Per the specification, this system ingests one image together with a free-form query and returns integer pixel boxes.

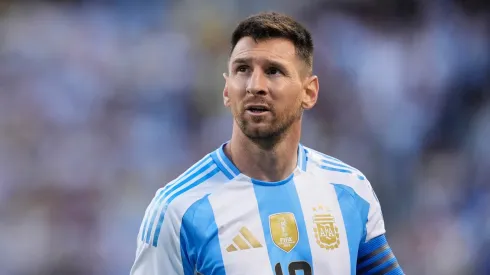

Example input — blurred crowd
[0,0,488,274]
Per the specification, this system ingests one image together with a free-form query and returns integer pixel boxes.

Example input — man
[131,12,404,275]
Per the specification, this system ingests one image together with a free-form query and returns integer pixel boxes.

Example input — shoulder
[303,146,376,201]
[139,154,229,246]
[145,153,227,224]
[157,154,228,217]
[304,146,366,181]
[302,146,386,240]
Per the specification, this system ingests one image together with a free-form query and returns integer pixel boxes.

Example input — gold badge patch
[269,212,299,253]
[313,205,340,250]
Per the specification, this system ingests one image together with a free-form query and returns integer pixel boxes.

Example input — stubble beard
[235,104,303,143]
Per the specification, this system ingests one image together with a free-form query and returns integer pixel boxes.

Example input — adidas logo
[226,227,263,252]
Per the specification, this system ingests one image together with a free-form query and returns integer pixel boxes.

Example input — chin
[242,125,283,140]
[236,116,291,140]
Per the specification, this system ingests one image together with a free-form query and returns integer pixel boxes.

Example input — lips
[245,104,270,113]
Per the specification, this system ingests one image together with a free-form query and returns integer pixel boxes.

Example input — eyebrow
[231,57,288,71]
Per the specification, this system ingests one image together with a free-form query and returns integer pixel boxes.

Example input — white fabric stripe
[307,148,385,242]
[147,164,218,244]
[216,149,237,177]
[208,180,273,275]
[306,148,360,172]
[297,145,304,169]
[153,172,228,275]
[294,175,351,275]
[139,193,160,241]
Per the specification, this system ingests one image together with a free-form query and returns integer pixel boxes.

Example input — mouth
[245,105,270,115]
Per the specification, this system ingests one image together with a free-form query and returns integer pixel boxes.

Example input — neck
[225,122,301,182]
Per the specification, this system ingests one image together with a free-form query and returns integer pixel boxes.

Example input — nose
[246,70,268,96]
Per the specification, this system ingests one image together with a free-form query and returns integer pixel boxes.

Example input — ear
[302,75,319,110]
[223,73,231,107]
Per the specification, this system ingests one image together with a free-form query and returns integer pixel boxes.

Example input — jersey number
[275,261,312,275]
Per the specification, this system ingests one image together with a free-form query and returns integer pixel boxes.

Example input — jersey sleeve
[357,234,404,274]
[360,178,386,242]
[130,189,194,275]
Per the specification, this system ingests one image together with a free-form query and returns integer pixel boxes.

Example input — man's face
[223,37,317,140]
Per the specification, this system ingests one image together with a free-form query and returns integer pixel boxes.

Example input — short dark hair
[230,12,314,72]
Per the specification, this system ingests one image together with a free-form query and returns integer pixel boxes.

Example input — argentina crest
[313,205,340,250]
[269,213,299,253]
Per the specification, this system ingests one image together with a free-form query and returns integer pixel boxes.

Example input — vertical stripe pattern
[333,184,370,275]
[140,156,213,242]
[152,165,220,247]
[181,195,227,275]
[253,179,313,275]
[142,156,220,246]
[293,176,352,274]
[208,180,274,275]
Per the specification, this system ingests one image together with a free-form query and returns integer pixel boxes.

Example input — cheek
[227,83,246,104]
[278,86,303,107]
[227,79,241,93]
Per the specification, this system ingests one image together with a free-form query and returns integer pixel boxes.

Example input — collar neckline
[210,141,308,185]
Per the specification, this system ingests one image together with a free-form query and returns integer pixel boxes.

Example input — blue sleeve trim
[357,234,404,275]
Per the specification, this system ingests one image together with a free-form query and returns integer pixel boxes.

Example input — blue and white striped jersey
[130,143,403,275]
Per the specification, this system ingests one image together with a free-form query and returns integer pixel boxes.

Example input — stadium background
[0,0,488,274]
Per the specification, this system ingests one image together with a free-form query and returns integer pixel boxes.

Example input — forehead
[230,37,298,64]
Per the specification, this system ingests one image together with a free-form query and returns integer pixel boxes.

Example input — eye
[236,65,249,73]
[266,67,282,75]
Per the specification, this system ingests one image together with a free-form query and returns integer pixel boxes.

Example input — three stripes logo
[140,156,220,247]
[226,227,263,252]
